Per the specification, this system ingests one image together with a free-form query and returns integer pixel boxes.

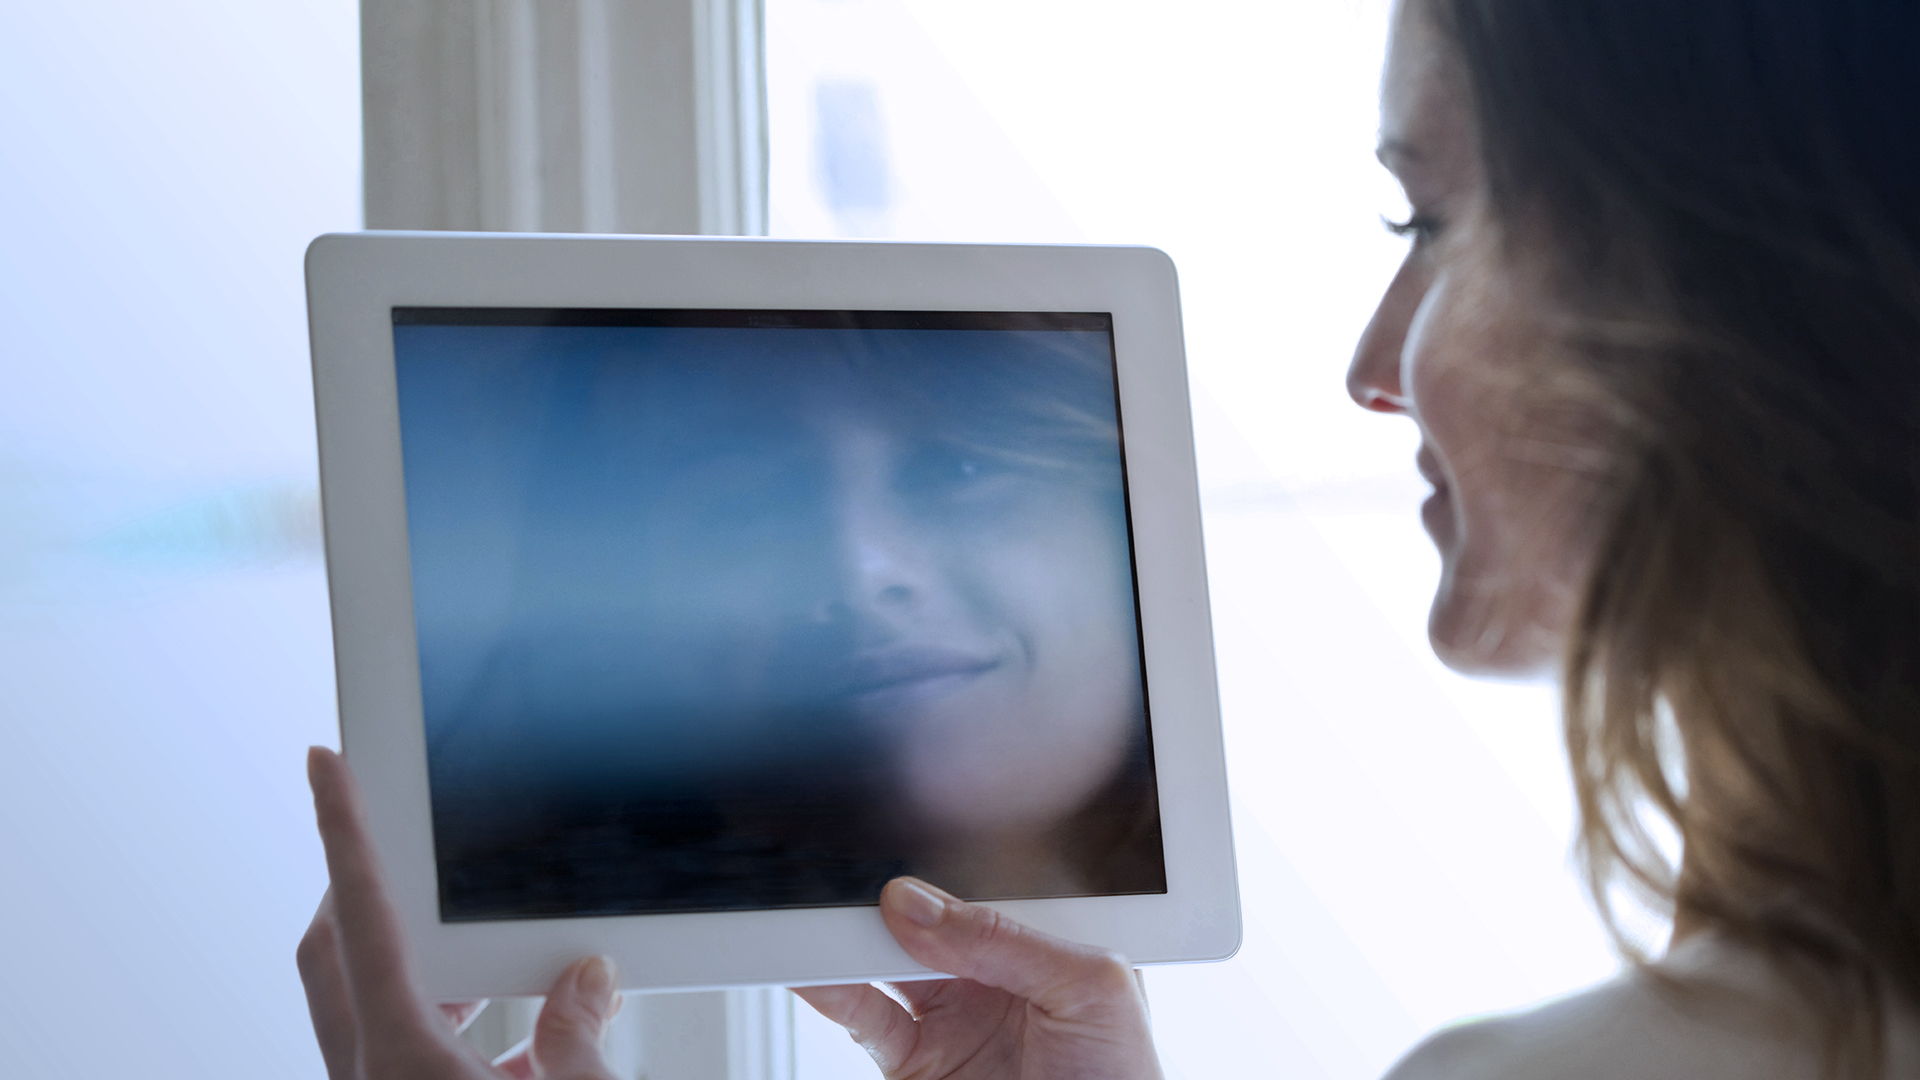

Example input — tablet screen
[391,308,1165,921]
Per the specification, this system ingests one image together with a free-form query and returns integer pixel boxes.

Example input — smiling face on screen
[634,343,1147,865]
[1347,0,1611,676]
[813,403,1141,843]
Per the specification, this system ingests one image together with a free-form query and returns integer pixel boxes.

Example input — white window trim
[359,1,778,1075]
[693,0,769,236]
[363,0,767,236]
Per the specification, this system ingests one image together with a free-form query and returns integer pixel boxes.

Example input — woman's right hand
[794,878,1163,1080]
[298,746,624,1080]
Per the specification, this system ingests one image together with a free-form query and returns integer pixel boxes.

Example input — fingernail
[579,955,617,1014]
[889,877,950,929]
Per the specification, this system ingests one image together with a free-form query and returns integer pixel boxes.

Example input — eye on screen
[391,309,1165,920]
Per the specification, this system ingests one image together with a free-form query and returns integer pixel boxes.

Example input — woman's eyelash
[1383,213,1441,241]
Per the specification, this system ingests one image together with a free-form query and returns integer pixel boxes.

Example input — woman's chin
[1427,602,1560,679]
[1426,545,1581,679]
[1425,571,1541,676]
[906,839,1086,899]
[902,763,1092,836]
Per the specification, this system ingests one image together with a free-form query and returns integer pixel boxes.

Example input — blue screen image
[392,310,1164,920]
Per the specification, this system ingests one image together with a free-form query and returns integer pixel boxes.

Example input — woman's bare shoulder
[1381,938,1850,1080]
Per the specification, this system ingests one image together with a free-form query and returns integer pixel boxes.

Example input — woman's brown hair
[1431,0,1920,1073]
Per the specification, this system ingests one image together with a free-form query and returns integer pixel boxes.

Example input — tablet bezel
[305,231,1238,997]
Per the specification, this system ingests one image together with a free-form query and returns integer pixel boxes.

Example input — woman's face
[1348,0,1606,675]
[814,407,1141,839]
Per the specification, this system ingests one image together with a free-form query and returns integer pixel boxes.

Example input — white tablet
[305,231,1238,998]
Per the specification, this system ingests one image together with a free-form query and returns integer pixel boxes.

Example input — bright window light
[770,3,1623,1078]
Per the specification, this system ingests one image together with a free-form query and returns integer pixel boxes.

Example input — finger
[295,891,363,1080]
[530,956,621,1080]
[791,983,921,1073]
[879,976,1025,1055]
[877,877,1146,1024]
[884,975,967,1014]
[307,747,456,1068]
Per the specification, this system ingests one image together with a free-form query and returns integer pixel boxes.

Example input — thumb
[530,956,621,1080]
[878,877,1145,1023]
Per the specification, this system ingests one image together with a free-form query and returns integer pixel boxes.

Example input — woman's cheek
[1403,269,1538,670]
[1411,309,1603,671]
[908,494,1139,831]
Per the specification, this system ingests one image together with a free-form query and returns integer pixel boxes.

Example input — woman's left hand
[297,746,624,1080]
[794,877,1163,1080]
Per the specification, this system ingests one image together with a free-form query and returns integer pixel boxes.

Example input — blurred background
[0,0,1621,1076]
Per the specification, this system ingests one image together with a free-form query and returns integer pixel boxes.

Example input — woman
[299,0,1920,1075]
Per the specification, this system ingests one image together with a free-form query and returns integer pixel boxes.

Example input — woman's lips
[1421,484,1453,532]
[841,646,1001,701]
[1415,444,1445,488]
[1415,445,1456,548]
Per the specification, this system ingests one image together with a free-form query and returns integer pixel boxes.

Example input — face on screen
[814,408,1141,841]
[394,313,1164,919]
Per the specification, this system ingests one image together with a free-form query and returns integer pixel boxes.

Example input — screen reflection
[393,311,1164,920]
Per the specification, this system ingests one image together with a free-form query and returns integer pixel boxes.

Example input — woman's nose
[1347,255,1426,414]
[836,491,934,619]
